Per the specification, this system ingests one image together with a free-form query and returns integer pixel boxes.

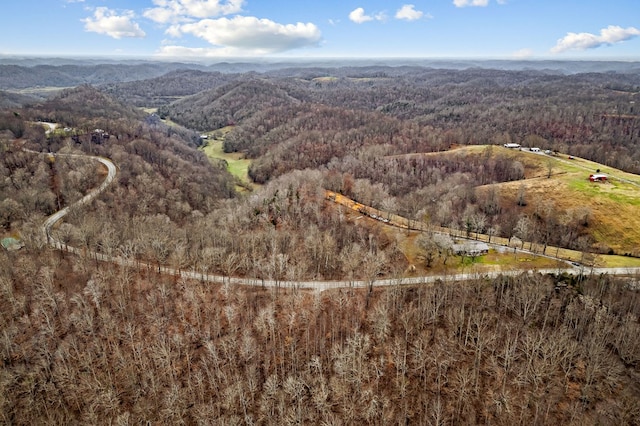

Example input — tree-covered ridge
[32,85,146,124]
[157,78,301,131]
[159,67,640,173]
[101,69,236,107]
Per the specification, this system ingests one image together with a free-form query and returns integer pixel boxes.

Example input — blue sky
[1,0,639,59]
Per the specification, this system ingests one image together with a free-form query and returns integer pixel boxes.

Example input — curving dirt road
[35,150,640,291]
[32,151,117,242]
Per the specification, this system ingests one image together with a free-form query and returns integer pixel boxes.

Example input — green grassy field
[200,133,254,191]
[472,146,640,256]
[387,145,640,268]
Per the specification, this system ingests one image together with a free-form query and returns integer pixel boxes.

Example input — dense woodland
[153,67,638,254]
[1,247,639,424]
[1,61,640,423]
[157,68,640,173]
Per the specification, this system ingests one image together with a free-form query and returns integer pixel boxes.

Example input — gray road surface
[35,150,640,291]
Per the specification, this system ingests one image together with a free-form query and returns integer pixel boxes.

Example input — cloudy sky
[1,0,639,59]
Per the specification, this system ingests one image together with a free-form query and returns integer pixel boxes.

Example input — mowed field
[200,128,255,190]
[450,145,640,256]
[378,145,640,270]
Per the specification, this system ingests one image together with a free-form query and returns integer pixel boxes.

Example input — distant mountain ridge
[0,62,207,90]
[1,57,639,91]
[101,69,237,107]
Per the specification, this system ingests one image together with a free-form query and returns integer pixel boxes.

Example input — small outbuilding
[589,174,608,182]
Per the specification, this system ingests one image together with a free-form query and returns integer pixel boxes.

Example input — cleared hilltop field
[203,138,640,270]
[424,145,640,256]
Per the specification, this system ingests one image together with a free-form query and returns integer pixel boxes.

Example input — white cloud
[395,5,424,21]
[157,44,279,57]
[165,24,183,38]
[83,7,146,39]
[551,25,640,53]
[453,0,489,7]
[348,7,386,24]
[512,48,534,59]
[349,7,373,24]
[158,45,239,57]
[146,1,321,56]
[173,16,321,54]
[144,0,245,23]
[144,7,177,24]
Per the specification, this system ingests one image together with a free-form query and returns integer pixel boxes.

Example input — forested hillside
[30,85,146,126]
[101,70,236,107]
[157,79,301,130]
[1,87,236,238]
[0,91,41,109]
[1,247,639,424]
[160,67,640,173]
[1,61,640,424]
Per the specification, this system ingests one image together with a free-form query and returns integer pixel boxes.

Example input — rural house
[452,241,489,257]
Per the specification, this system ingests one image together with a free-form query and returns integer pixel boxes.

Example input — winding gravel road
[36,150,640,291]
[41,153,117,241]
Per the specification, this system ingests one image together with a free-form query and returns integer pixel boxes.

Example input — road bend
[33,150,640,291]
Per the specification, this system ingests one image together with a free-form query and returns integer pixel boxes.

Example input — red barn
[589,174,608,182]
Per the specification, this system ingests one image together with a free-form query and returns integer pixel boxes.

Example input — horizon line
[2,53,640,63]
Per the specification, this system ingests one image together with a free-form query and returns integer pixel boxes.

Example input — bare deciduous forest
[1,61,640,424]
[1,248,640,424]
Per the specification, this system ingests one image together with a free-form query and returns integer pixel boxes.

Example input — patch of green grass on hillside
[568,178,640,206]
[568,178,601,194]
[599,255,640,267]
[201,138,254,190]
[605,191,640,207]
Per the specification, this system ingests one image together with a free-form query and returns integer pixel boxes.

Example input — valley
[1,60,640,425]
